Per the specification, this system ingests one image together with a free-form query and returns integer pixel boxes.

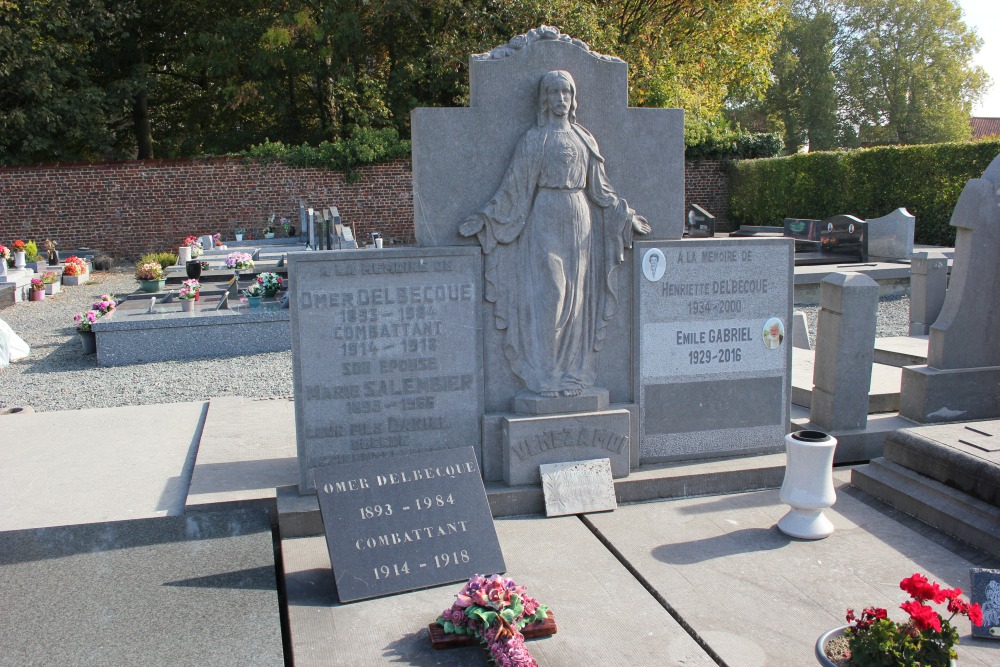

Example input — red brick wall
[684,158,731,231]
[0,157,732,259]
[0,157,414,260]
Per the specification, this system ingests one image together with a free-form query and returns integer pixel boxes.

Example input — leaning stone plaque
[314,447,505,603]
[289,247,484,491]
[636,238,793,461]
[540,458,617,517]
[970,568,1000,639]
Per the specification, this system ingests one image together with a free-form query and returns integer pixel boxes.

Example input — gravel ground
[0,270,293,412]
[1,269,911,413]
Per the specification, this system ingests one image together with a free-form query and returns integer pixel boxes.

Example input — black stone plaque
[314,446,505,603]
[970,568,1000,639]
[685,204,716,238]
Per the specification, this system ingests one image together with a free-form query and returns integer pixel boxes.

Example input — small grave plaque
[636,238,793,461]
[314,447,505,603]
[540,459,617,517]
[970,568,1000,639]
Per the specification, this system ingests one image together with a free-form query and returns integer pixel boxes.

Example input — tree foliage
[1,0,788,164]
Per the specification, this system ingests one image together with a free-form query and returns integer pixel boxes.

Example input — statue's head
[537,70,577,126]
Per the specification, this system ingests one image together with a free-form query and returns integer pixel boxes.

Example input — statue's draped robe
[472,124,636,393]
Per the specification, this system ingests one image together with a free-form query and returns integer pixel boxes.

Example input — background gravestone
[636,238,793,461]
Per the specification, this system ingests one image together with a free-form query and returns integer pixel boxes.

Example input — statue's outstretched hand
[459,214,485,237]
[632,215,651,235]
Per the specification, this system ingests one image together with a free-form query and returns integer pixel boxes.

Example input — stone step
[851,458,1000,558]
[883,423,1000,507]
[873,335,929,368]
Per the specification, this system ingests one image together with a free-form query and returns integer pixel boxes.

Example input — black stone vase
[185,260,203,280]
[47,250,59,266]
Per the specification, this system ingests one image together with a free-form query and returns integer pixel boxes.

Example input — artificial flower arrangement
[244,282,263,298]
[63,255,88,276]
[12,239,25,252]
[73,295,116,331]
[0,244,9,261]
[827,573,984,667]
[212,232,222,246]
[234,227,246,236]
[436,574,551,667]
[183,235,204,258]
[226,251,254,270]
[256,272,283,295]
[29,277,44,291]
[179,279,201,300]
[41,271,59,284]
[135,262,165,281]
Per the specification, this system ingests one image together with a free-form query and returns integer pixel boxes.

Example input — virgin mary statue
[460,69,650,397]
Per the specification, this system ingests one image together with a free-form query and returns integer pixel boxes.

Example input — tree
[764,0,840,152]
[838,0,989,145]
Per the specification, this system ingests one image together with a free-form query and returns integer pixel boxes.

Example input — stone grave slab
[0,401,203,531]
[186,396,298,511]
[584,472,1000,667]
[313,447,504,602]
[866,208,915,262]
[970,568,1000,639]
[503,409,630,485]
[289,246,484,492]
[636,238,793,462]
[791,347,902,413]
[282,514,715,667]
[540,458,617,516]
[873,335,929,367]
[0,509,283,666]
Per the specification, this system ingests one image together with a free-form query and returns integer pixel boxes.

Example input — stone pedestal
[502,409,630,486]
[900,365,1000,423]
[908,251,948,336]
[512,388,609,415]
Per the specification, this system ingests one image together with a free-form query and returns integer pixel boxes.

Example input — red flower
[901,601,942,632]
[968,603,984,627]
[900,573,947,603]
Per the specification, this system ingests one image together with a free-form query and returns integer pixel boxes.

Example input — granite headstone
[866,207,914,262]
[970,568,1000,639]
[636,238,793,461]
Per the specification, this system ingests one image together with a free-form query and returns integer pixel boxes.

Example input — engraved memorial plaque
[314,447,505,603]
[289,247,484,491]
[970,568,1000,639]
[636,238,793,461]
[540,458,617,517]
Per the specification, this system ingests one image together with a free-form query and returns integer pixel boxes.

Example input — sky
[961,0,1000,117]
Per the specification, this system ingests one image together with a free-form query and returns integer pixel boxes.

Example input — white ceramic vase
[178,246,192,264]
[778,430,837,539]
[14,251,26,269]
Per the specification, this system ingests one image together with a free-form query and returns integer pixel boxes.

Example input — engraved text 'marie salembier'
[511,427,628,461]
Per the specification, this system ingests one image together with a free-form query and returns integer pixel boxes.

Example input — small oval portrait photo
[643,248,665,282]
[762,317,785,349]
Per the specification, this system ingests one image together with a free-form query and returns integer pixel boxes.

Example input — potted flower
[28,277,45,301]
[135,261,166,292]
[62,255,89,285]
[234,227,245,242]
[72,296,115,354]
[256,272,283,297]
[818,573,984,666]
[179,279,200,312]
[12,239,26,268]
[244,281,263,307]
[42,270,60,295]
[280,217,294,237]
[225,251,254,271]
[0,244,9,276]
[45,239,59,265]
[182,235,204,259]
[264,214,276,239]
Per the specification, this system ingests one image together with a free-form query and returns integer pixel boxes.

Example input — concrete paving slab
[186,395,297,511]
[792,347,901,413]
[874,335,929,368]
[282,515,716,667]
[0,401,205,530]
[585,472,1000,667]
[0,508,284,666]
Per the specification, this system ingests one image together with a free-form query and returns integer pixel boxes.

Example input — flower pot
[264,233,275,239]
[185,260,203,280]
[14,251,26,269]
[235,233,243,242]
[248,295,262,308]
[45,282,60,295]
[815,626,957,666]
[139,279,166,293]
[78,330,96,354]
[29,289,44,301]
[181,299,195,313]
[262,286,279,298]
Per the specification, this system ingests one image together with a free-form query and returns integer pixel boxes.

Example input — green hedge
[686,131,783,161]
[729,141,1000,246]
[238,127,411,182]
